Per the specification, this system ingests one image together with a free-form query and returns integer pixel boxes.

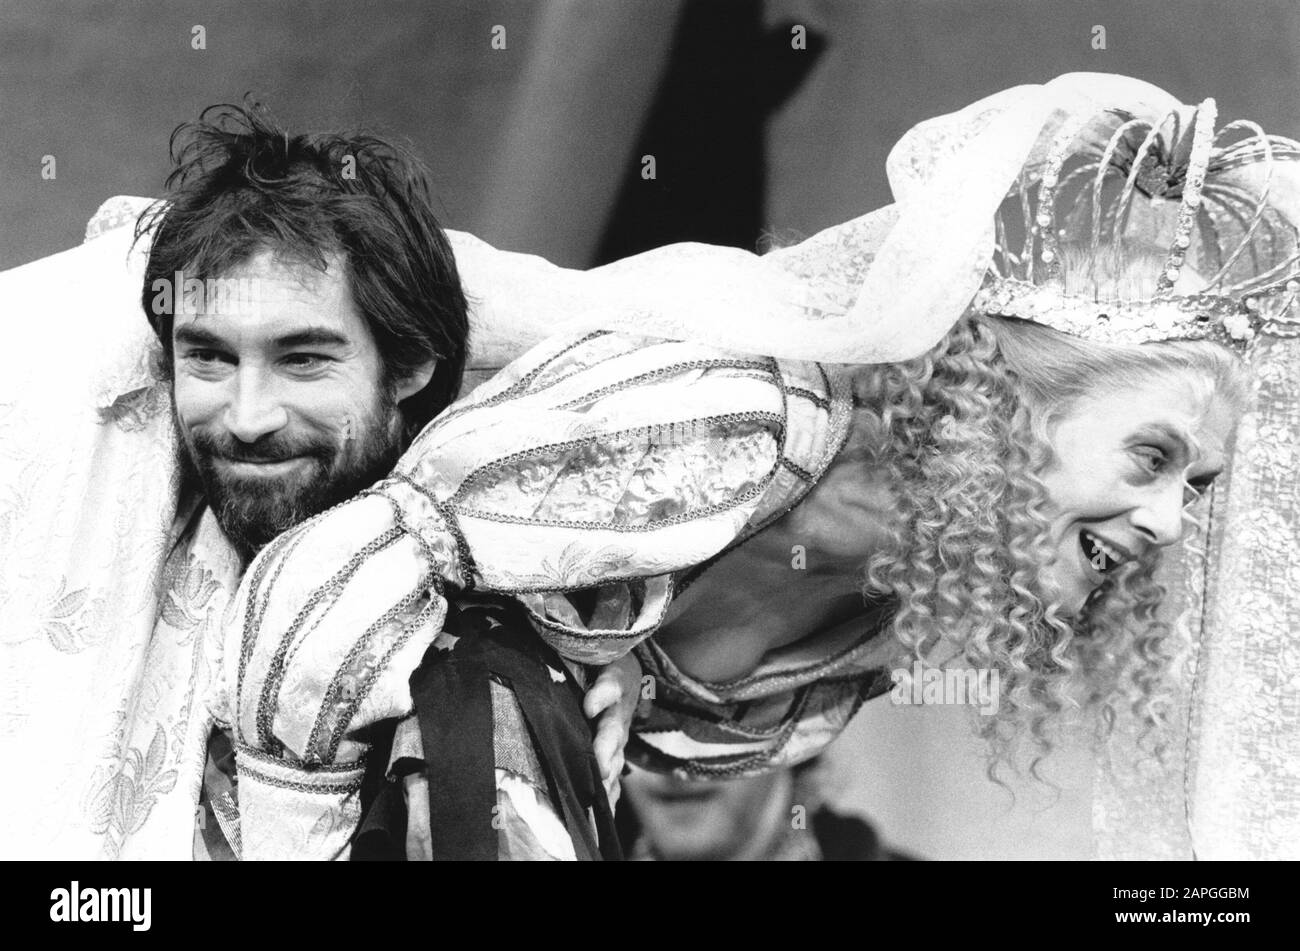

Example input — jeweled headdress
[971,96,1300,351]
[744,74,1300,365]
[311,75,1300,371]
[26,76,1300,416]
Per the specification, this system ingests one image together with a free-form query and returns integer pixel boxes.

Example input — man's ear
[393,358,438,403]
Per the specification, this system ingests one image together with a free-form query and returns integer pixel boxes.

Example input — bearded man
[143,106,470,563]
[138,105,466,859]
[0,103,634,860]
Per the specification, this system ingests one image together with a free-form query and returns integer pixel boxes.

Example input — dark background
[3,0,1298,271]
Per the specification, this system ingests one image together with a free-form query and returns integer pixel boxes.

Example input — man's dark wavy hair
[136,100,469,438]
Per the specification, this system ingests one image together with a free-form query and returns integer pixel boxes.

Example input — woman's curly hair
[841,257,1250,780]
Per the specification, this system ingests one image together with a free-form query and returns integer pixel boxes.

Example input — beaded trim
[780,456,816,484]
[237,763,366,795]
[785,385,832,411]
[386,473,478,588]
[973,275,1300,349]
[987,96,1300,352]
[527,609,650,641]
[450,410,785,511]
[552,358,774,411]
[469,565,688,596]
[432,330,614,427]
[297,498,446,763]
[253,526,406,753]
[317,593,443,764]
[235,742,367,773]
[1156,99,1217,294]
[237,524,313,712]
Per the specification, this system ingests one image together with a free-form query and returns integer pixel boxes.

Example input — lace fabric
[1094,336,1300,859]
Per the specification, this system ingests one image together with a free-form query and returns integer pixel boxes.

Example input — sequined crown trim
[973,94,1300,352]
[973,276,1300,350]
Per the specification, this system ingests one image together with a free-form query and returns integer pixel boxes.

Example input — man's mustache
[188,429,329,464]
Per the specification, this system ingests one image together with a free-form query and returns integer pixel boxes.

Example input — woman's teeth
[1081,530,1127,572]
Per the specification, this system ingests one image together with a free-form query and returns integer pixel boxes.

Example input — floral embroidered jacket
[219,329,900,859]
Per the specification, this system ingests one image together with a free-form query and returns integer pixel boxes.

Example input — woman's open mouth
[1078,529,1132,576]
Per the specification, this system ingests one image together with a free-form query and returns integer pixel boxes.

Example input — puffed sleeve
[223,330,790,858]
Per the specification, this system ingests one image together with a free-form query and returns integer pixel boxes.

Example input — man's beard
[175,389,405,559]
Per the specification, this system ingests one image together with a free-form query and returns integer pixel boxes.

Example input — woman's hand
[583,651,644,806]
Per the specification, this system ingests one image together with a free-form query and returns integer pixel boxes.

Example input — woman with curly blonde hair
[841,295,1246,777]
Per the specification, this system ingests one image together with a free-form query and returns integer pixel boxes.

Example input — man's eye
[184,349,230,365]
[282,354,329,370]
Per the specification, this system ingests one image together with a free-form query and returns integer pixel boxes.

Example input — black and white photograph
[0,0,1295,907]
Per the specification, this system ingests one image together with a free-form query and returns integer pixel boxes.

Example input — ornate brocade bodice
[220,329,897,856]
[468,331,900,778]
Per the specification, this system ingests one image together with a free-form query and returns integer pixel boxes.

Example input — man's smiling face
[171,248,410,557]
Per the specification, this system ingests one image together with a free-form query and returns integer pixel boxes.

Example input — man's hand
[583,652,644,807]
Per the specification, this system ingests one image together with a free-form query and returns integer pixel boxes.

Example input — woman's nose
[1130,483,1186,548]
[223,369,289,443]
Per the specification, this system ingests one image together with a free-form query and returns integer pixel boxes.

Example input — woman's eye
[1133,446,1168,473]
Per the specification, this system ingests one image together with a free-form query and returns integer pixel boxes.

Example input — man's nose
[223,369,289,443]
[1130,483,1186,548]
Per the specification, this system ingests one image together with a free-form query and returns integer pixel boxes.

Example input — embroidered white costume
[216,326,914,858]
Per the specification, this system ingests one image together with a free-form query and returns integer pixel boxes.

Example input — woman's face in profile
[1036,376,1236,617]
